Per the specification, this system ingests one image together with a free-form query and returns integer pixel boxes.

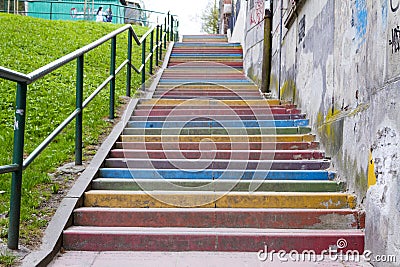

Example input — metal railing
[0,12,178,249]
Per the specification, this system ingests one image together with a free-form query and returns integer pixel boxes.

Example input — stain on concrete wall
[366,125,400,263]
[243,0,265,86]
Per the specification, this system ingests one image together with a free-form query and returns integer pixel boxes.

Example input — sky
[143,0,210,35]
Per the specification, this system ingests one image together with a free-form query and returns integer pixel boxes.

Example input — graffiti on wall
[387,0,400,79]
[351,0,368,49]
[389,25,400,53]
[389,0,400,53]
[249,0,264,26]
[390,0,399,12]
[298,15,306,44]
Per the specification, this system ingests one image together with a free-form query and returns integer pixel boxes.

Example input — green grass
[0,13,153,248]
[0,250,18,267]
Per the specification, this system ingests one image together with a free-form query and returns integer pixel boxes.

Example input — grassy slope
[0,14,148,246]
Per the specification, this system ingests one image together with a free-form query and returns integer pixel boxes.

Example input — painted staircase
[62,35,365,253]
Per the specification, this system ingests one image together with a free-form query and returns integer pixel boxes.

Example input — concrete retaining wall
[237,0,400,263]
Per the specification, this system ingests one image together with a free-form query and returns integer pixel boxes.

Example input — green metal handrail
[0,13,178,250]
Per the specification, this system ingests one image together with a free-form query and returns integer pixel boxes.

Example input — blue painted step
[99,169,335,180]
[127,120,309,128]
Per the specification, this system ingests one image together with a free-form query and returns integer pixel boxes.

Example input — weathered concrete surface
[243,0,265,85]
[238,0,400,264]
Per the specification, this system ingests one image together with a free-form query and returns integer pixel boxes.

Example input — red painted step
[73,208,365,229]
[130,114,307,121]
[133,108,301,116]
[153,92,261,97]
[136,104,298,109]
[63,227,365,253]
[168,62,243,68]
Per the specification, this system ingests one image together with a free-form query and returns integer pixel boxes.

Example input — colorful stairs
[62,35,365,254]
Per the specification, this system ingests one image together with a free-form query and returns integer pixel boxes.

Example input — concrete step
[152,91,261,97]
[122,127,312,135]
[126,120,309,128]
[139,99,282,107]
[91,179,344,192]
[133,109,300,116]
[114,141,320,150]
[170,53,243,57]
[104,159,331,170]
[156,87,259,92]
[62,226,365,252]
[160,72,246,76]
[130,114,307,121]
[157,95,262,100]
[83,191,355,209]
[168,62,243,68]
[119,134,316,143]
[98,168,334,180]
[136,104,297,109]
[170,55,243,59]
[182,37,229,43]
[73,207,365,229]
[165,64,244,70]
[158,78,252,83]
[63,227,364,252]
[172,45,241,49]
[108,149,325,160]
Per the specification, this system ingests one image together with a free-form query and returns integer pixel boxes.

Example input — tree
[201,0,219,34]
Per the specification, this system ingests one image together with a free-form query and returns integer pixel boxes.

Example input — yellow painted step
[84,191,356,209]
[120,134,316,143]
[140,99,283,106]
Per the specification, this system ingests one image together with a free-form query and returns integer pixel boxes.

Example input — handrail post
[109,36,116,120]
[160,24,163,60]
[141,37,146,89]
[167,12,170,41]
[8,82,27,250]
[170,16,174,41]
[126,30,132,96]
[164,17,168,48]
[155,25,159,66]
[50,2,53,20]
[149,29,154,75]
[75,55,84,166]
[175,20,179,42]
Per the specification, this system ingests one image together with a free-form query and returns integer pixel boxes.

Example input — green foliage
[201,0,219,34]
[0,13,149,246]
